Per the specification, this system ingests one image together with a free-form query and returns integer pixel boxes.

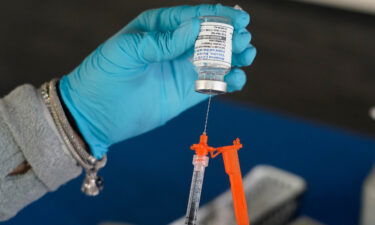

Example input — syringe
[185,134,250,225]
[185,134,214,225]
[185,154,209,225]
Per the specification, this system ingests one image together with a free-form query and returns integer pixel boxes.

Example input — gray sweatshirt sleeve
[0,84,82,221]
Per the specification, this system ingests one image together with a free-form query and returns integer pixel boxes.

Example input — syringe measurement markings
[185,170,205,225]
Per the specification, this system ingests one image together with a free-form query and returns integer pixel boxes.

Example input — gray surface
[361,167,375,225]
[0,0,374,135]
[0,85,81,221]
[289,216,324,225]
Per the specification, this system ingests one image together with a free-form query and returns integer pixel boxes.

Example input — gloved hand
[59,4,256,159]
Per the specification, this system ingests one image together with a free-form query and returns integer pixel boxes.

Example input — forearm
[0,84,82,221]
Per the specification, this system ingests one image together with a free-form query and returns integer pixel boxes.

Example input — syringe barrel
[193,154,209,171]
[185,155,209,225]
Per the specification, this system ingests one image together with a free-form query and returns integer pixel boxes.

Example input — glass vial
[193,16,234,95]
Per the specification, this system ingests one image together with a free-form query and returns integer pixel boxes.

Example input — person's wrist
[41,79,107,196]
[59,75,109,159]
[56,80,91,154]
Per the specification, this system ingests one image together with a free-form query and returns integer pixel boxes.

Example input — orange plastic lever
[215,139,250,225]
[190,134,250,225]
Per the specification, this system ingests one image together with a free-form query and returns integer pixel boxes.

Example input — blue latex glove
[59,4,256,158]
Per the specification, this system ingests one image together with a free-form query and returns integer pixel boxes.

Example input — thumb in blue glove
[59,4,256,158]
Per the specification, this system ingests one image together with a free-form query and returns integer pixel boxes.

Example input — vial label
[193,22,234,68]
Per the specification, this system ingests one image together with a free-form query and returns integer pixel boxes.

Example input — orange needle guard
[190,133,250,225]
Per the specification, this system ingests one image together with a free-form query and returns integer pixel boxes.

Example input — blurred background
[1,0,375,225]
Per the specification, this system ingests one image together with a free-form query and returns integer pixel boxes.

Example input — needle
[203,94,213,134]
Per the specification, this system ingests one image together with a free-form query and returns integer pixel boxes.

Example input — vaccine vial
[193,16,234,94]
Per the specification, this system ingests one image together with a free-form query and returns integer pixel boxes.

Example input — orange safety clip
[190,133,250,225]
